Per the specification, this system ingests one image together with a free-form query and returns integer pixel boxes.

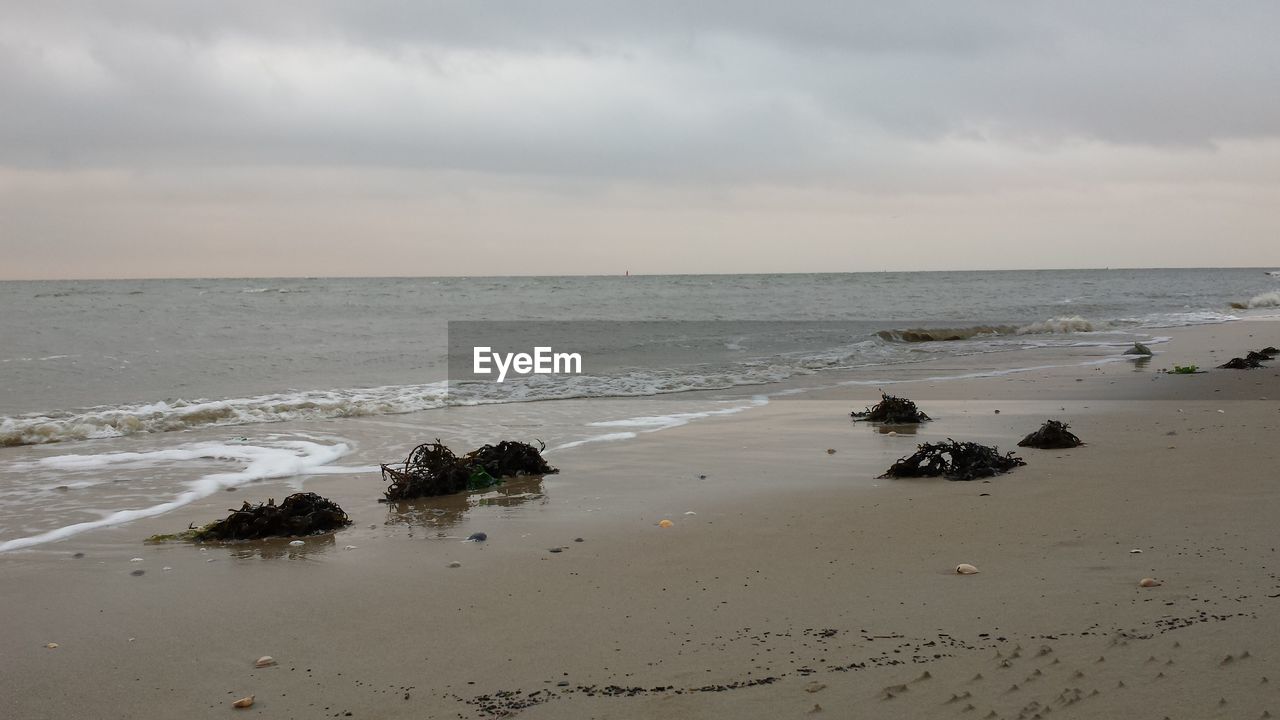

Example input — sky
[2,1,1279,279]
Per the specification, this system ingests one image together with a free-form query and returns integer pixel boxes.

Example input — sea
[2,268,1278,552]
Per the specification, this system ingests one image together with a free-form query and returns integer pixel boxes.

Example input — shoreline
[1,320,1278,718]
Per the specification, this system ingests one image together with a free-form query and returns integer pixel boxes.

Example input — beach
[2,318,1277,719]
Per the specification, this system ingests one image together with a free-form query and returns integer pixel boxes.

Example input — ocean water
[1,268,1276,551]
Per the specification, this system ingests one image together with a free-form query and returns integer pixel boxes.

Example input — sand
[2,320,1279,719]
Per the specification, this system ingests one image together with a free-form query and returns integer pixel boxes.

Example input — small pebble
[130,569,145,576]
[549,547,563,553]
[466,532,487,542]
[658,519,674,528]
[72,552,84,559]
[826,448,836,454]
[573,537,584,542]
[45,642,58,649]
[447,561,462,568]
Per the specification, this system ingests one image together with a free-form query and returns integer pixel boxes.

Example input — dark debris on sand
[881,440,1025,481]
[851,392,932,424]
[190,492,351,541]
[381,439,557,501]
[1218,347,1277,370]
[1018,420,1083,449]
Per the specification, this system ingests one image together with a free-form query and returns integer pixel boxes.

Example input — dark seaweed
[881,440,1025,481]
[851,392,932,424]
[381,439,557,500]
[190,492,351,541]
[1018,420,1083,449]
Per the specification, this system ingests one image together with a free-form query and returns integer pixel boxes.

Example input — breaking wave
[1237,291,1280,308]
[877,317,1095,343]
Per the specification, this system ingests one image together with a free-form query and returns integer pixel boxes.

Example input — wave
[1234,291,1280,309]
[0,438,361,553]
[877,317,1094,343]
[0,384,453,448]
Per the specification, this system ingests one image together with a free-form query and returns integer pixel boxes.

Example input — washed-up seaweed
[465,440,558,478]
[1018,420,1083,449]
[851,392,932,423]
[881,440,1025,481]
[1218,347,1277,369]
[381,439,558,500]
[179,492,351,541]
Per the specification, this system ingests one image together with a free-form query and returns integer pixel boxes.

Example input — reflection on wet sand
[384,476,548,529]
[872,424,920,435]
[224,534,337,560]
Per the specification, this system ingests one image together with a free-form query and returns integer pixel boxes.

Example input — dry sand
[2,320,1279,719]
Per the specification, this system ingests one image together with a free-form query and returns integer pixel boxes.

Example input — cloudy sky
[2,1,1278,279]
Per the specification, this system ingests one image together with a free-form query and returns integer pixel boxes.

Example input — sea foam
[0,438,364,553]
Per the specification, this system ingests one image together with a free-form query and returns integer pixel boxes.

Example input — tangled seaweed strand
[881,440,1025,481]
[850,392,932,423]
[1018,420,1083,449]
[191,492,351,541]
[381,439,558,500]
[1218,347,1277,369]
[465,440,558,478]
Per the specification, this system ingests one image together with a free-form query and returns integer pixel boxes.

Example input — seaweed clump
[851,392,932,424]
[1018,420,1083,449]
[381,439,558,501]
[1217,347,1277,369]
[187,492,351,541]
[881,440,1025,481]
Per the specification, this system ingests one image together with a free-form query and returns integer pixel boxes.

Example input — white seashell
[162,566,173,571]
[129,557,144,562]
[1139,577,1162,587]
[288,540,304,546]
[232,695,255,709]
[887,431,898,436]
[344,545,357,550]
[684,511,697,516]
[45,642,58,649]
[1129,549,1142,554]
[955,563,980,575]
[255,656,276,668]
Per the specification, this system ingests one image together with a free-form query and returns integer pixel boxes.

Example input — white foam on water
[0,439,363,553]
[1245,291,1280,308]
[586,395,770,433]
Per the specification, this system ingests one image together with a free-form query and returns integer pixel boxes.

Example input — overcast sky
[2,1,1278,279]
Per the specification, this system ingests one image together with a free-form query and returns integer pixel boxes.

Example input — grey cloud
[0,1,1278,181]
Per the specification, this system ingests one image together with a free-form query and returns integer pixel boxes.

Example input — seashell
[255,656,276,668]
[1139,578,1162,587]
[684,511,697,516]
[343,545,357,550]
[45,642,58,649]
[956,563,980,575]
[162,566,172,571]
[130,557,144,563]
[232,695,254,709]
[1129,549,1143,554]
[658,519,674,528]
[288,540,304,547]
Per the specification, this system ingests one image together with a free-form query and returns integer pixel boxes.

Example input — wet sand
[2,320,1279,719]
